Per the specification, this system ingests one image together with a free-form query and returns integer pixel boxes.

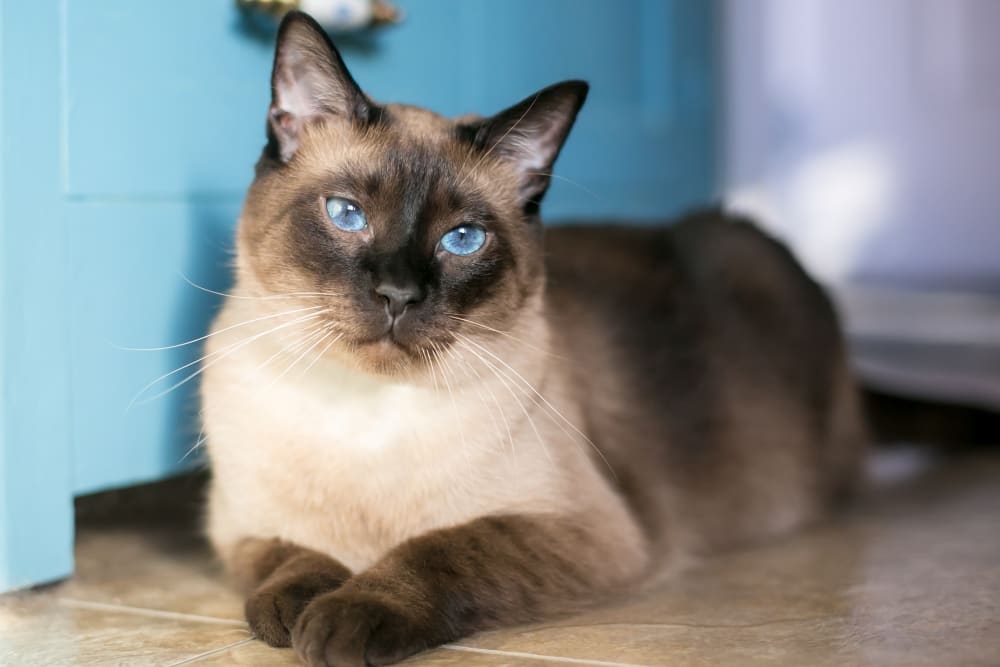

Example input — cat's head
[237,11,586,375]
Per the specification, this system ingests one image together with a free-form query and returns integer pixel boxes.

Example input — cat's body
[206,213,862,571]
[201,12,866,667]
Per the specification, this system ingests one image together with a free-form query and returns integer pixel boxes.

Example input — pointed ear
[459,81,588,213]
[266,11,376,162]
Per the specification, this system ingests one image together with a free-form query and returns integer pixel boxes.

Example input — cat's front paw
[245,586,307,647]
[292,590,433,667]
[246,571,348,648]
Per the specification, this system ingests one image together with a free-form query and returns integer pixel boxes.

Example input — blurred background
[1,0,997,591]
[724,0,1000,422]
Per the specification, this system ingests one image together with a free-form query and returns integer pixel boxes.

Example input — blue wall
[0,0,717,590]
[1,0,76,591]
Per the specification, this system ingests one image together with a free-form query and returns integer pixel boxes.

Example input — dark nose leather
[376,282,424,317]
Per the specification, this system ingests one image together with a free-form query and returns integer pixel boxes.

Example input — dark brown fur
[237,515,628,666]
[545,213,866,556]
[236,539,352,647]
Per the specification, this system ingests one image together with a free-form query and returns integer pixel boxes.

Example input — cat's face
[237,12,586,375]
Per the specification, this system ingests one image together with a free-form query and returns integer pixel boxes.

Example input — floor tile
[58,525,244,622]
[0,592,249,667]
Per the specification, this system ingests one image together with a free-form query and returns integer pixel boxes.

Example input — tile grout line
[442,644,655,667]
[57,597,248,627]
[166,638,257,666]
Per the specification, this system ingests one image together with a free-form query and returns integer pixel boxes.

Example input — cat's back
[544,209,847,420]
[545,209,826,310]
[543,211,866,554]
[543,209,839,366]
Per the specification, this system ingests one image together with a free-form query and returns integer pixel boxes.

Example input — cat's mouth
[354,318,422,358]
[347,317,452,376]
[350,333,435,376]
[336,305,446,372]
[361,331,410,352]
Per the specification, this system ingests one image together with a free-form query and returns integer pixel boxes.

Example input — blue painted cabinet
[0,0,717,590]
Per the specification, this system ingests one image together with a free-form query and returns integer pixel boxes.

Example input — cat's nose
[375,282,425,318]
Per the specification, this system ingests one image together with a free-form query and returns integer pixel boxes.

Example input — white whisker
[131,310,325,408]
[452,344,517,475]
[422,348,441,395]
[432,341,476,474]
[456,93,540,190]
[456,339,552,466]
[445,314,565,360]
[297,330,343,379]
[126,307,325,412]
[178,272,343,301]
[527,171,604,203]
[266,320,338,388]
[456,332,616,479]
[118,305,323,352]
[246,317,330,384]
[179,432,208,464]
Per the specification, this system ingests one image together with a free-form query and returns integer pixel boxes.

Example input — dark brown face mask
[240,10,588,372]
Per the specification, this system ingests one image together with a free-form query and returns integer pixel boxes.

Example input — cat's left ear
[459,81,588,214]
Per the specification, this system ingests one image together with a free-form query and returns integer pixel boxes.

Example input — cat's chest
[202,337,546,569]
[250,364,448,451]
[208,342,490,482]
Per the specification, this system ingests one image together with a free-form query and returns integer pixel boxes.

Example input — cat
[201,11,867,667]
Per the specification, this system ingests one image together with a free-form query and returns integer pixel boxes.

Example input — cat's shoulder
[542,208,831,322]
[668,208,800,273]
[541,207,791,279]
[671,208,828,302]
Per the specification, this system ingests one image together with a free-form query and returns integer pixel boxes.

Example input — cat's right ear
[266,11,375,163]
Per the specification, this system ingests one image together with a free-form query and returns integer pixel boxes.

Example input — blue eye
[440,225,487,256]
[325,197,367,232]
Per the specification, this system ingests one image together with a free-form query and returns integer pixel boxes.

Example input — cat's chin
[350,337,423,377]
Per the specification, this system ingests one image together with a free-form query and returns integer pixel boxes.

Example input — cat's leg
[290,514,647,667]
[228,537,353,647]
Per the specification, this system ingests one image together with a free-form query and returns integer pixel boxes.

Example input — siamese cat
[201,11,866,667]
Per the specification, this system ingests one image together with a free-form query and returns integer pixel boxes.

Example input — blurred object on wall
[722,0,1000,411]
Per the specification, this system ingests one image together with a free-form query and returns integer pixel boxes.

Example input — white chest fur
[200,303,569,572]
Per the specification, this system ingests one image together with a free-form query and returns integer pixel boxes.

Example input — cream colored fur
[202,271,648,577]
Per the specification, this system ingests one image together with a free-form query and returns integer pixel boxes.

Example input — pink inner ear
[272,109,295,131]
[269,105,304,163]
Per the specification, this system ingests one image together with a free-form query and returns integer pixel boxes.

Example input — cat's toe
[246,583,316,647]
[292,594,365,667]
[245,561,350,649]
[363,613,431,667]
[292,591,430,667]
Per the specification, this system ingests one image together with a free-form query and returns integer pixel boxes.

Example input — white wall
[722,0,1000,408]
[723,0,1000,292]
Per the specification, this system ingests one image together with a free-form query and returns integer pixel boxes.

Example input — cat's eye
[325,197,367,232]
[439,225,487,256]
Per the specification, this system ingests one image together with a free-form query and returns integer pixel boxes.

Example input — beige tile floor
[2,449,999,666]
